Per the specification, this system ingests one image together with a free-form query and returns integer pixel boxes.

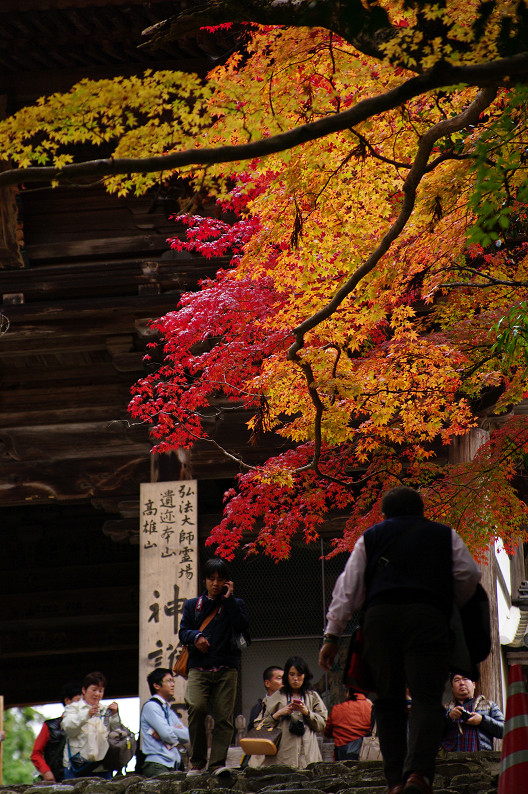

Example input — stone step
[0,752,501,794]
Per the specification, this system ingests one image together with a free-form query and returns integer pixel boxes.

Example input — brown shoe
[387,786,404,794]
[403,773,433,794]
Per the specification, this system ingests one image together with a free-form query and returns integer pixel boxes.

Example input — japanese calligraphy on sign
[139,481,198,706]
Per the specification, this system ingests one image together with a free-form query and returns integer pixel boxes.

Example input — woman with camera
[261,656,327,769]
[62,671,120,779]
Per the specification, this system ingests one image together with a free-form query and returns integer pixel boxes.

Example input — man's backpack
[43,717,67,781]
[135,744,148,776]
[135,697,185,775]
[102,723,137,772]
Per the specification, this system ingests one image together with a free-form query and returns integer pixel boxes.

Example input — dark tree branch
[287,84,498,362]
[0,55,526,190]
[286,85,498,471]
[440,279,528,288]
[141,0,393,59]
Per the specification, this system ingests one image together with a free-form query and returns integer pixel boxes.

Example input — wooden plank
[0,422,150,462]
[0,584,138,627]
[506,651,528,664]
[0,404,131,428]
[1,560,138,594]
[0,256,221,283]
[24,233,175,260]
[25,208,162,237]
[1,292,184,321]
[0,362,125,385]
[0,318,150,343]
[0,455,150,503]
[0,622,138,659]
[0,334,108,355]
[0,381,132,410]
[0,264,221,299]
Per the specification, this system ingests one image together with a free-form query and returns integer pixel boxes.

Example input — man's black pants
[362,603,450,787]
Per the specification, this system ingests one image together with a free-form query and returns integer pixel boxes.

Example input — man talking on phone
[179,557,249,777]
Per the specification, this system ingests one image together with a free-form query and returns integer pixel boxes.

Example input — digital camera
[289,719,306,736]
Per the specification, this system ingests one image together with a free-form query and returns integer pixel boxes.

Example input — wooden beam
[0,422,150,462]
[0,403,133,428]
[1,584,137,628]
[506,650,528,664]
[0,381,132,412]
[0,293,183,322]
[0,455,151,503]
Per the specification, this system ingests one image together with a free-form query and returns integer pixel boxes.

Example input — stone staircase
[0,753,501,794]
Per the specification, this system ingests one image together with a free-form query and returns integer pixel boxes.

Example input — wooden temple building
[0,0,346,710]
[0,0,527,716]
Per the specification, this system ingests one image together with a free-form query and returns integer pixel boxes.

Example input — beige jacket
[62,699,121,767]
[261,690,327,769]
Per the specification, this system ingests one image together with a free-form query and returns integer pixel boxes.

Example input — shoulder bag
[358,723,382,761]
[343,622,375,694]
[102,718,137,772]
[240,719,282,756]
[449,582,491,681]
[173,605,220,679]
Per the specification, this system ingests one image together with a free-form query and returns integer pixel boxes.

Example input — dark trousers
[64,765,112,780]
[362,603,450,787]
[334,738,363,761]
[142,761,173,777]
[185,667,238,770]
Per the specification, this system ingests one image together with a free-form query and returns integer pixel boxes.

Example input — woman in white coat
[261,656,327,769]
[62,671,121,779]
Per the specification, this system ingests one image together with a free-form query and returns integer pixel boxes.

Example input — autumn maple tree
[2,0,528,560]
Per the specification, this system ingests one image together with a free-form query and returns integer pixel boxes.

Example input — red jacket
[324,694,372,746]
[31,722,52,776]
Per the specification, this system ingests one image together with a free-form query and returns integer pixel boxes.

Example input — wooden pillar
[479,549,503,709]
[449,428,503,706]
[0,694,3,784]
[0,97,24,270]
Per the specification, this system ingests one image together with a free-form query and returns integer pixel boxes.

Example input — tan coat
[261,690,327,769]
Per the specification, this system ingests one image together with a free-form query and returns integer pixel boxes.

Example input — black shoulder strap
[140,696,166,722]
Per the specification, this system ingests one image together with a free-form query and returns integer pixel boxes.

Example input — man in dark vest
[319,486,481,794]
[31,682,82,781]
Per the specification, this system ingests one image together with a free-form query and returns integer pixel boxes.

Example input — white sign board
[139,480,198,708]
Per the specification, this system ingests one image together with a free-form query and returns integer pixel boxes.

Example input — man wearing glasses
[140,669,190,777]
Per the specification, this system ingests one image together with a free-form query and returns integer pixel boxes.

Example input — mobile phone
[459,709,473,721]
[292,698,303,706]
[221,585,229,595]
